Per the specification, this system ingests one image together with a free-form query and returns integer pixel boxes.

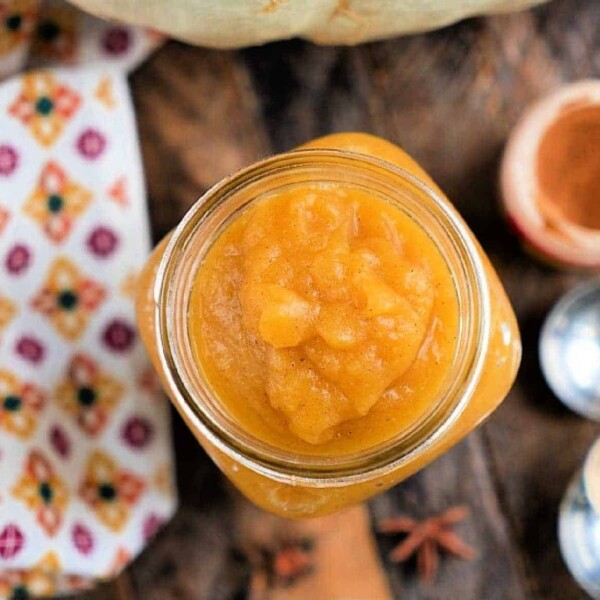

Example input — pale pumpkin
[69,0,548,48]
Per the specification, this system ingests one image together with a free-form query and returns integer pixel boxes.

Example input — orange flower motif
[56,353,124,436]
[0,552,58,598]
[153,464,176,497]
[8,71,81,146]
[23,161,92,243]
[95,75,116,110]
[119,271,140,299]
[0,206,9,233]
[106,547,131,578]
[79,451,145,532]
[139,366,161,396]
[0,369,45,439]
[0,0,38,58]
[31,257,106,340]
[12,451,69,536]
[108,176,129,207]
[0,295,16,331]
[30,3,77,63]
[0,550,89,598]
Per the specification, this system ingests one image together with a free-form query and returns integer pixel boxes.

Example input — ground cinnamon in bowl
[536,106,600,231]
[501,80,600,269]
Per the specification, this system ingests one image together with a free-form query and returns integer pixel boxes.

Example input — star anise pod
[378,505,476,585]
[270,539,314,585]
[239,537,315,600]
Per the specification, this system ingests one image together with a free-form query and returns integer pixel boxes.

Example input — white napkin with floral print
[0,1,176,597]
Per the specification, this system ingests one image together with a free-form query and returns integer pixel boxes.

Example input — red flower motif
[0,524,24,559]
[49,425,70,459]
[102,319,136,353]
[76,129,106,160]
[122,417,153,450]
[15,336,45,364]
[72,523,94,556]
[5,244,31,275]
[0,146,18,177]
[87,226,118,258]
[102,27,130,55]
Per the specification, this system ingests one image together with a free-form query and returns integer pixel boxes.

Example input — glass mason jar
[136,133,521,518]
[559,437,600,599]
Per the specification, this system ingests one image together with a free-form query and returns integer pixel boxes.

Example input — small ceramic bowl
[501,80,600,269]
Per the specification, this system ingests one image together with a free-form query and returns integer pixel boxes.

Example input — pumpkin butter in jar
[136,133,521,518]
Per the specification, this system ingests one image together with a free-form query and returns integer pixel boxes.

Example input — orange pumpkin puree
[189,184,459,451]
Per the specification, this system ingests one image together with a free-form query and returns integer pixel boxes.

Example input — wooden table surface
[68,0,600,598]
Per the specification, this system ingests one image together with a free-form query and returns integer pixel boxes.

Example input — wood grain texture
[131,44,270,241]
[370,434,532,600]
[63,0,600,598]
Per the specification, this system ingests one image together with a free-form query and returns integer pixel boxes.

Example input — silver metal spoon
[540,280,600,419]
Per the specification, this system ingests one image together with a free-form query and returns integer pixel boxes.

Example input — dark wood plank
[478,3,600,597]
[131,42,271,241]
[241,42,375,151]
[370,433,531,600]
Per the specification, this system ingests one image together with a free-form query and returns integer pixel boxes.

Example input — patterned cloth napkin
[0,1,176,597]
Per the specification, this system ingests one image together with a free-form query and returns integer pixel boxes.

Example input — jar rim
[153,148,491,486]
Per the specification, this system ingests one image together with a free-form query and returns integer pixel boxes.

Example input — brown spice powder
[536,106,600,230]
